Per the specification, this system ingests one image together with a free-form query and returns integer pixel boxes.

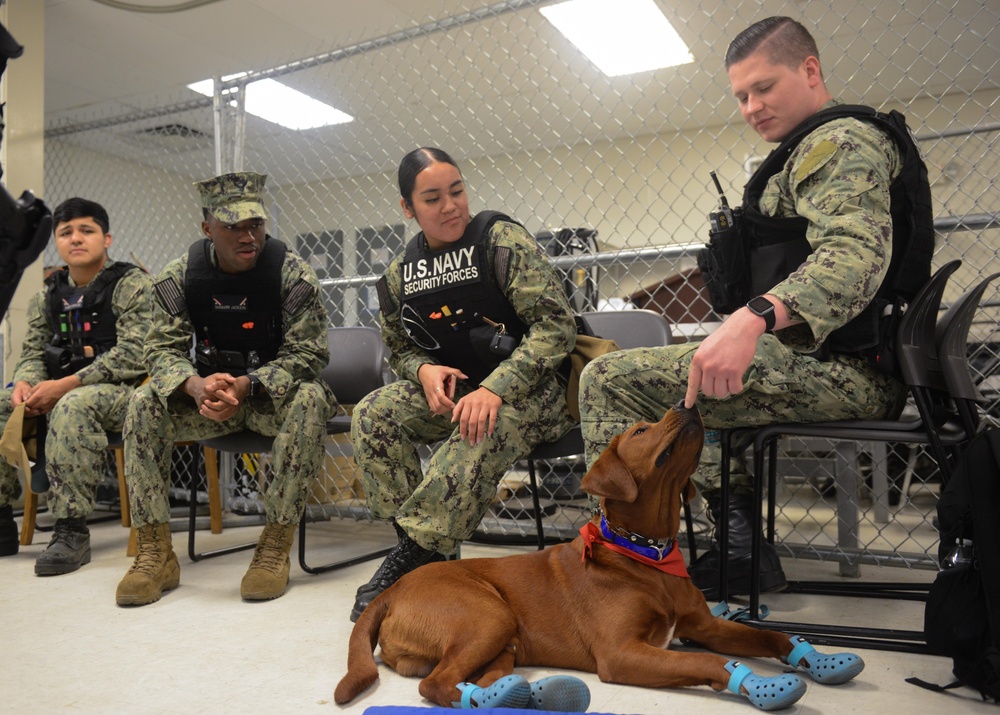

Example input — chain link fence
[42,1,999,569]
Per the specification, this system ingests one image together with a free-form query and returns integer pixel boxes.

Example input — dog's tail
[334,595,390,704]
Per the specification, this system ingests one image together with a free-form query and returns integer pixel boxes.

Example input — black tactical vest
[185,237,285,377]
[742,104,934,357]
[392,211,527,387]
[44,261,139,378]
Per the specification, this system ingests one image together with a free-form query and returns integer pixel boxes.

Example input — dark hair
[725,16,820,71]
[398,147,461,207]
[53,197,110,234]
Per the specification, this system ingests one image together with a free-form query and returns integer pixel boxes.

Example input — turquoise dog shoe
[783,636,865,685]
[725,660,806,710]
[453,674,531,709]
[527,675,591,712]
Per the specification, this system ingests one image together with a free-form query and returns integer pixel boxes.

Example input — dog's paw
[783,636,865,685]
[725,660,806,710]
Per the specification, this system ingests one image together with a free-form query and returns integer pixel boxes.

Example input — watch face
[748,297,773,315]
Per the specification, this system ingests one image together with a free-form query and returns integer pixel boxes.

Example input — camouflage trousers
[0,384,133,518]
[124,381,331,526]
[352,377,575,554]
[579,336,908,495]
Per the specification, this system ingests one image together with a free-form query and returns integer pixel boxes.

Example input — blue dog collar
[599,512,675,561]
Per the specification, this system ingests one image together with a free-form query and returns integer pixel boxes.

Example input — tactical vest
[742,104,934,358]
[389,211,527,387]
[43,261,139,378]
[185,237,285,377]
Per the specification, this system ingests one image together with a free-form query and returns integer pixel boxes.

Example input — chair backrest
[579,309,673,349]
[937,272,1000,437]
[322,326,388,404]
[896,259,961,390]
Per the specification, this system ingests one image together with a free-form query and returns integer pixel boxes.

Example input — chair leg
[127,525,137,556]
[203,447,224,535]
[525,459,546,551]
[114,446,131,528]
[19,483,39,546]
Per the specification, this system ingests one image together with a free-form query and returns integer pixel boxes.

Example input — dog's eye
[632,427,648,436]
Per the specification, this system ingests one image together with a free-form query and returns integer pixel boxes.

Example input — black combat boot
[688,492,786,600]
[35,516,91,576]
[350,525,444,622]
[0,504,18,557]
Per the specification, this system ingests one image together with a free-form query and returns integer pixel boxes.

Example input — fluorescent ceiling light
[188,74,353,130]
[540,0,693,77]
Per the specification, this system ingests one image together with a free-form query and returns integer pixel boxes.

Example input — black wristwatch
[746,296,776,333]
[247,374,264,398]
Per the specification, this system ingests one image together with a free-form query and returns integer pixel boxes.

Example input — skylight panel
[188,75,353,130]
[540,0,694,77]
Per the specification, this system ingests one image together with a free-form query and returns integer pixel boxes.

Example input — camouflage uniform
[124,240,333,528]
[353,219,577,554]
[581,99,910,493]
[0,263,151,517]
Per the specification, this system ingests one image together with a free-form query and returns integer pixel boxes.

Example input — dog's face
[581,402,704,541]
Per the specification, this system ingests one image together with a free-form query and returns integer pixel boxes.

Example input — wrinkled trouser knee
[124,381,331,526]
[578,340,908,494]
[351,378,574,554]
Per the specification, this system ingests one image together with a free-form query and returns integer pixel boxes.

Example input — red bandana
[579,521,690,578]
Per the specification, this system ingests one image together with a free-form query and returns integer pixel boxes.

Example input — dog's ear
[580,435,639,502]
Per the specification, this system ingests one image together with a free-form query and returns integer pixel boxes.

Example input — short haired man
[116,172,334,606]
[0,197,152,575]
[578,17,932,599]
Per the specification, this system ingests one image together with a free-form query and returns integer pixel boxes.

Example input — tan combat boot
[241,522,296,601]
[116,523,180,606]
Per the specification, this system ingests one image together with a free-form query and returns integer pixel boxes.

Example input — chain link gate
[42,1,999,566]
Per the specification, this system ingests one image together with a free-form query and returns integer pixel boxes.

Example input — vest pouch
[44,343,73,378]
[469,324,518,369]
[698,216,750,315]
[195,347,247,376]
[215,349,247,375]
[749,234,812,298]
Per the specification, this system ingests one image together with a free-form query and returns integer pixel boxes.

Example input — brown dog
[336,404,858,708]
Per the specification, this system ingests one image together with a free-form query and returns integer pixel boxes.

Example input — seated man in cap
[116,171,334,606]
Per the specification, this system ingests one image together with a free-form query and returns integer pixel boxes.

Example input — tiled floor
[2,513,993,715]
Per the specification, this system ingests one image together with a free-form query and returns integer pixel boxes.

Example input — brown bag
[565,334,620,422]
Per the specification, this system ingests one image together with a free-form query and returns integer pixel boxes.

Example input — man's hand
[182,373,242,422]
[16,376,81,417]
[684,309,768,408]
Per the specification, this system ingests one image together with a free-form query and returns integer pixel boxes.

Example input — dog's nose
[673,400,689,412]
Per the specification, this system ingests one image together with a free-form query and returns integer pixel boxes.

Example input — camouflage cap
[195,172,268,223]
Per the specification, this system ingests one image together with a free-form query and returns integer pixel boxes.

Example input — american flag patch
[282,278,315,316]
[153,277,186,316]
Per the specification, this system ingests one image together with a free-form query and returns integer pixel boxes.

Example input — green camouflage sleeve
[766,112,900,351]
[252,250,330,404]
[75,265,152,386]
[478,220,576,403]
[145,255,200,398]
[11,289,51,385]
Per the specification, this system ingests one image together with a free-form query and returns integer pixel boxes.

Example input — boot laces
[129,526,169,577]
[249,525,289,572]
[367,538,432,590]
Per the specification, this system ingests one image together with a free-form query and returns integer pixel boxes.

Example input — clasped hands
[185,373,250,422]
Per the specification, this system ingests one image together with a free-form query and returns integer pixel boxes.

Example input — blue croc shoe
[783,636,865,685]
[453,674,531,709]
[527,675,591,712]
[725,660,806,711]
